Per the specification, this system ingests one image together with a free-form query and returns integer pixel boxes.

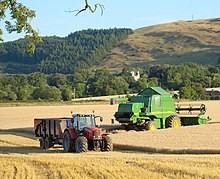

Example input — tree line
[0,28,133,74]
[0,62,220,101]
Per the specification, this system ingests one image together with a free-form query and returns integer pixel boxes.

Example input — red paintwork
[34,119,43,133]
[83,127,101,140]
[34,118,66,121]
[67,128,77,140]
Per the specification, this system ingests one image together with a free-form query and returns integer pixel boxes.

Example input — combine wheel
[124,124,133,131]
[63,131,74,152]
[39,137,45,149]
[102,135,113,152]
[165,115,181,128]
[145,121,157,131]
[45,137,53,150]
[75,136,88,153]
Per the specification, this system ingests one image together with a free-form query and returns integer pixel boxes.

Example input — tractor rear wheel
[102,135,113,152]
[63,131,74,152]
[39,137,45,149]
[145,121,157,131]
[165,115,181,128]
[75,136,88,153]
[45,137,53,150]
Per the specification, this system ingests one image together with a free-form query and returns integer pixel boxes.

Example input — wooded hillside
[1,18,220,74]
[0,28,133,74]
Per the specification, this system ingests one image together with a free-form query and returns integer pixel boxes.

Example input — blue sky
[2,0,220,42]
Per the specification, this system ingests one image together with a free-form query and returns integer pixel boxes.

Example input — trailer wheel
[102,135,113,152]
[63,131,74,152]
[75,136,88,153]
[39,137,45,149]
[165,115,181,128]
[45,137,53,150]
[145,121,157,131]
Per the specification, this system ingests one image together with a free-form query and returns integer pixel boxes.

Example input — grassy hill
[99,18,220,72]
[1,18,220,74]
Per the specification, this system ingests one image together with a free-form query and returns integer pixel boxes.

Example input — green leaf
[27,43,35,54]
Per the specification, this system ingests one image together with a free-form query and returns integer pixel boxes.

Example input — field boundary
[114,144,220,154]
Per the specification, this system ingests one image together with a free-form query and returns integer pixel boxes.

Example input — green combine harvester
[111,87,211,130]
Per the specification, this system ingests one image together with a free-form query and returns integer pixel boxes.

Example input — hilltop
[0,18,220,74]
[99,18,220,72]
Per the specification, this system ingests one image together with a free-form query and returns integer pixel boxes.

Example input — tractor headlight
[93,132,101,139]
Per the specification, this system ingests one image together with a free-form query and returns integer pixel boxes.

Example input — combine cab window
[155,96,161,107]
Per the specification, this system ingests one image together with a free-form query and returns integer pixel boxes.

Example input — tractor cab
[67,114,112,152]
[72,114,97,131]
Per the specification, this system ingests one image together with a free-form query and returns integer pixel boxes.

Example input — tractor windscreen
[79,116,96,130]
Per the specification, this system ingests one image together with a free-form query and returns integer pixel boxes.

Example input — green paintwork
[115,103,144,124]
[118,102,144,114]
[138,87,169,96]
[113,97,129,103]
[114,87,211,129]
[180,117,211,125]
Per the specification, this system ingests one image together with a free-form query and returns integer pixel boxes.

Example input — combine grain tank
[34,114,113,153]
[112,87,211,130]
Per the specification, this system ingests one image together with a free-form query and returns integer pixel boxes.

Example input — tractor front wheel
[75,136,88,153]
[102,135,113,152]
[145,121,157,131]
[63,131,74,152]
[165,115,181,128]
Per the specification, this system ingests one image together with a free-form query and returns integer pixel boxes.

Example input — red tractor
[34,114,113,153]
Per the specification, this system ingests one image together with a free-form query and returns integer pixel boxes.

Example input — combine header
[176,103,208,125]
[112,87,211,130]
[34,114,113,153]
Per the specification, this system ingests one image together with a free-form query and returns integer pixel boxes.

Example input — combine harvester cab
[34,114,113,153]
[113,87,211,131]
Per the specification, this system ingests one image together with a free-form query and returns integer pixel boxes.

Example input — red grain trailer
[34,114,113,153]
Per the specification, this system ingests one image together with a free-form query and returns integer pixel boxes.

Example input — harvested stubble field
[0,100,220,178]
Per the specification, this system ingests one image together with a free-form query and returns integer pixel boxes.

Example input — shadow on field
[0,146,65,154]
[0,128,35,140]
[114,144,220,155]
[207,122,220,125]
[0,128,64,154]
[100,124,123,131]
